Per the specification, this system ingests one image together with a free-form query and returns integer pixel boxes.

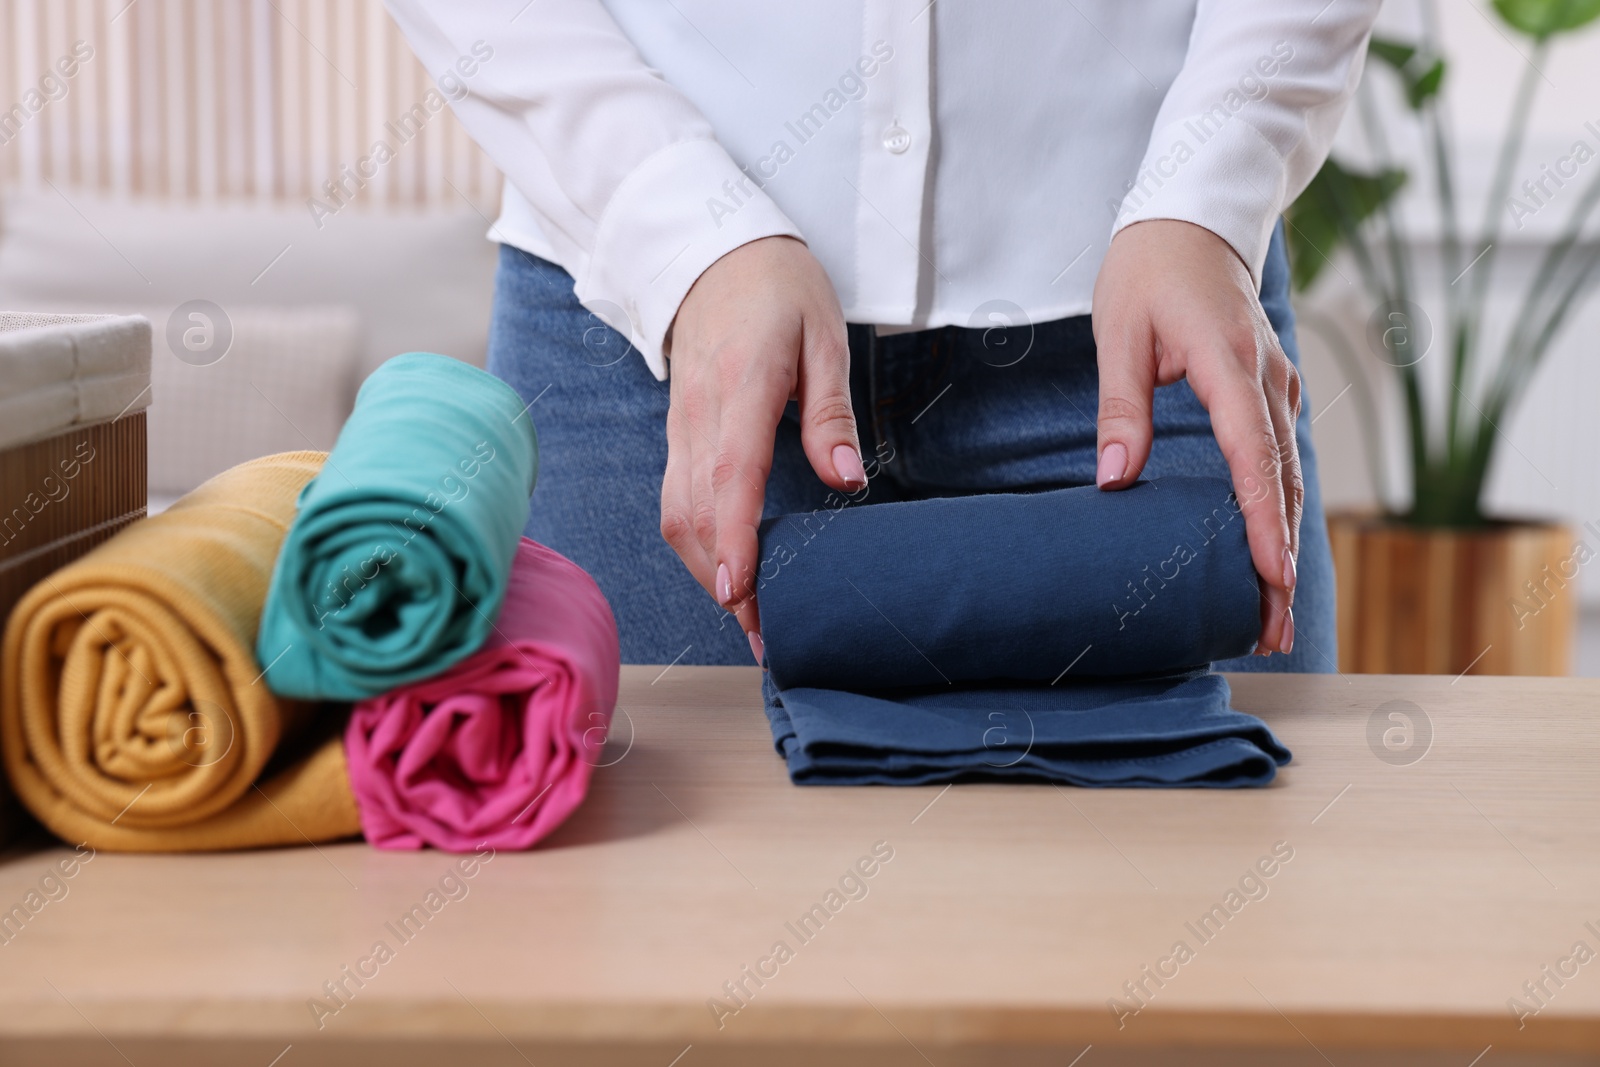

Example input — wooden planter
[1327,512,1584,675]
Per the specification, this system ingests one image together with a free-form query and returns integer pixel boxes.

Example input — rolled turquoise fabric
[257,353,537,699]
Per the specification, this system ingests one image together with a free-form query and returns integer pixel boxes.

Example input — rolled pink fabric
[345,538,620,851]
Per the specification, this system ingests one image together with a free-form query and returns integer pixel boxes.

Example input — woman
[385,0,1379,671]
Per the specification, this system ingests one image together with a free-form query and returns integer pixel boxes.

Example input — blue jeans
[486,223,1337,673]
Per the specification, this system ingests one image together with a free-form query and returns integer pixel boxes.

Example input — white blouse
[384,0,1379,379]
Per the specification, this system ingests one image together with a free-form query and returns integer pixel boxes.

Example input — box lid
[0,312,152,450]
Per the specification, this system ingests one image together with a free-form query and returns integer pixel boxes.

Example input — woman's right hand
[659,236,866,663]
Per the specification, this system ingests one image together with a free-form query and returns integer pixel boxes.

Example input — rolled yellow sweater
[1,451,361,851]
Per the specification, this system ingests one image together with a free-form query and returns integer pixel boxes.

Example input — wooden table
[1,667,1597,1067]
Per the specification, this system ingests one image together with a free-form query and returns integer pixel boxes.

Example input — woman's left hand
[1091,219,1301,656]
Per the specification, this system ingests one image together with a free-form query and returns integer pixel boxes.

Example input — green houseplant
[1286,0,1597,673]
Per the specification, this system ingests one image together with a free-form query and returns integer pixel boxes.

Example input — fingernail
[1280,608,1295,655]
[747,629,765,666]
[1282,547,1297,592]
[833,443,867,488]
[717,562,733,605]
[1096,442,1128,487]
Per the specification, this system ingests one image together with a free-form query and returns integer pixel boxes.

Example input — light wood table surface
[0,667,1597,1067]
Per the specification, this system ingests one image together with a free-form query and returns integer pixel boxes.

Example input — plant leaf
[1367,37,1417,69]
[1407,58,1445,108]
[1493,0,1600,38]
[1286,158,1408,291]
[1367,35,1446,109]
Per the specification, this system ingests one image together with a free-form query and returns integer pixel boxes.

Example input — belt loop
[864,325,888,460]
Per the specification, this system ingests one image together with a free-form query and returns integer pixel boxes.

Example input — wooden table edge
[0,1001,1590,1053]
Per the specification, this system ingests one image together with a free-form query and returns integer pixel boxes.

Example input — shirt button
[882,125,911,154]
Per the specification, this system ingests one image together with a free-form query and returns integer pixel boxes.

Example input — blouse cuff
[581,138,804,380]
[1110,115,1289,287]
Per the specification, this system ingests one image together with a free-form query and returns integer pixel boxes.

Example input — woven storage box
[0,312,150,842]
[0,310,151,605]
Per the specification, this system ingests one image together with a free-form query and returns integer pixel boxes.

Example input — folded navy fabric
[755,477,1291,787]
